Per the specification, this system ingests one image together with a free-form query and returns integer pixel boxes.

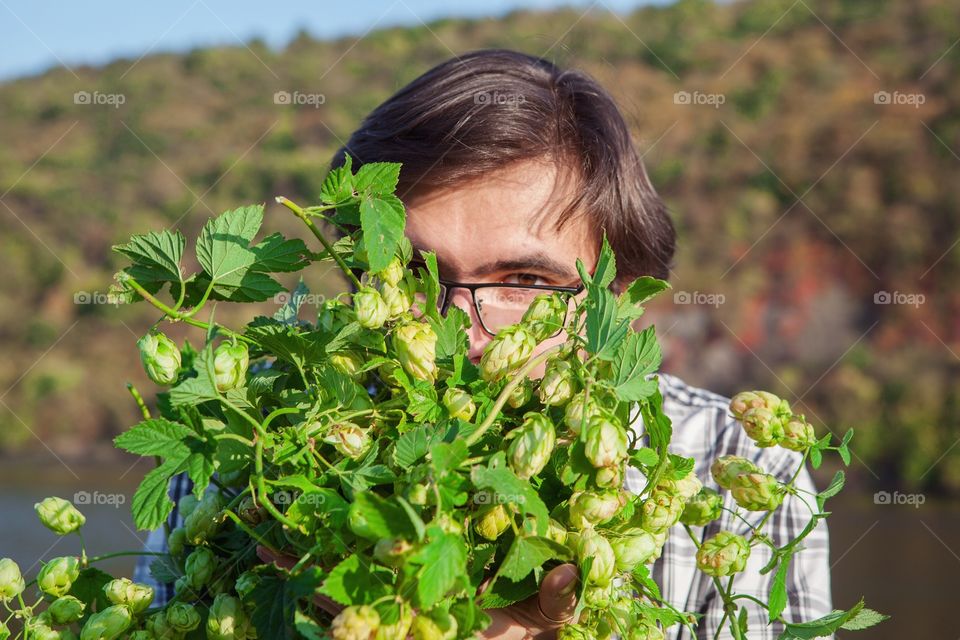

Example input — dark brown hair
[330,48,676,288]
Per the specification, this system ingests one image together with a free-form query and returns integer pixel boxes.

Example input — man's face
[403,158,598,375]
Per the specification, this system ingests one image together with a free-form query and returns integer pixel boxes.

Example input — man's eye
[503,273,547,287]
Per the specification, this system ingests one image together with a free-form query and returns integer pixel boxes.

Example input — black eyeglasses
[429,279,584,337]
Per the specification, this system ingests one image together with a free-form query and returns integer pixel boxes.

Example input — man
[136,49,832,639]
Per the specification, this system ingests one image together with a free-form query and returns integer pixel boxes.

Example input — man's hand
[256,546,579,639]
[480,564,579,640]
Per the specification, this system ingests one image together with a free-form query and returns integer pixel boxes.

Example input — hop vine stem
[464,344,564,447]
[276,196,363,290]
[122,275,251,343]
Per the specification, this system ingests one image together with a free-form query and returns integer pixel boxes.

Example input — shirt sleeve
[691,436,834,639]
[132,471,194,608]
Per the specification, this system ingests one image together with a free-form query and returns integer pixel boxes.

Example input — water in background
[0,461,953,637]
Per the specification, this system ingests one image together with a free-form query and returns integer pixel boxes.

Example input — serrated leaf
[349,492,417,540]
[273,280,309,326]
[430,306,470,362]
[779,598,870,639]
[592,235,617,289]
[816,471,845,511]
[149,555,182,584]
[196,204,262,284]
[212,271,286,303]
[319,554,393,606]
[768,555,791,622]
[630,447,660,467]
[414,251,442,322]
[620,276,670,307]
[809,447,823,469]
[841,428,854,446]
[612,326,662,401]
[68,568,113,612]
[408,528,467,608]
[320,154,354,204]
[499,536,572,581]
[131,456,188,530]
[393,425,438,469]
[113,229,185,285]
[667,453,695,480]
[169,347,219,406]
[839,607,889,630]
[477,574,537,609]
[838,444,851,466]
[114,418,193,457]
[251,233,311,272]
[471,454,549,535]
[354,162,401,196]
[359,194,405,273]
[639,388,673,451]
[585,286,630,360]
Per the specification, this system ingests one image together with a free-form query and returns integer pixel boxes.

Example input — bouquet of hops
[0,158,885,640]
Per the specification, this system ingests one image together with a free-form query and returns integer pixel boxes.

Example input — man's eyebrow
[408,247,578,281]
[468,254,578,280]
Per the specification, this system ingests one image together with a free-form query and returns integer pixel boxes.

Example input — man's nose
[445,287,491,362]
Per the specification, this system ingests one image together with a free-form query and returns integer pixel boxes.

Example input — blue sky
[0,0,660,81]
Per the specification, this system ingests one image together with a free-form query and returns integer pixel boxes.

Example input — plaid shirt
[134,372,833,637]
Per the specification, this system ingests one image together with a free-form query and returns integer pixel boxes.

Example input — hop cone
[680,487,724,526]
[34,497,85,536]
[577,529,617,586]
[640,490,684,534]
[47,595,85,625]
[521,292,567,341]
[332,605,381,640]
[710,455,762,490]
[479,325,536,382]
[137,331,181,386]
[611,529,659,571]
[741,407,785,447]
[79,604,132,640]
[731,472,784,511]
[696,531,750,577]
[213,341,249,392]
[37,556,80,598]
[442,388,476,422]
[103,577,154,613]
[583,415,628,468]
[507,413,556,479]
[781,415,816,452]
[206,594,252,640]
[394,321,438,382]
[354,286,390,329]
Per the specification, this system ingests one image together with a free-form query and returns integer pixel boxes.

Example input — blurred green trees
[0,0,957,491]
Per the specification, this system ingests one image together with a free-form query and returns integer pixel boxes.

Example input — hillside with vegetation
[1,0,958,492]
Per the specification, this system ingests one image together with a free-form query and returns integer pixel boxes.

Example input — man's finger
[255,545,296,570]
[537,563,579,626]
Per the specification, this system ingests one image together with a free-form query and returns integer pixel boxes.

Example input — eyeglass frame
[435,278,586,337]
